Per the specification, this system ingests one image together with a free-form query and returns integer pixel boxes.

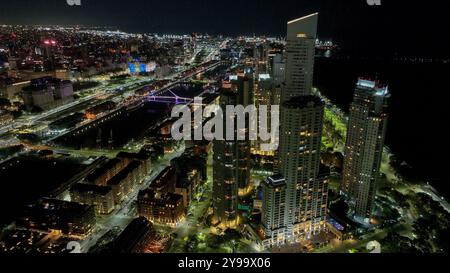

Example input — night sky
[0,0,449,57]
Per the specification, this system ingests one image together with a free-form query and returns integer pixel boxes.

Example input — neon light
[357,79,376,89]
[128,63,136,73]
[287,13,319,25]
[139,63,146,73]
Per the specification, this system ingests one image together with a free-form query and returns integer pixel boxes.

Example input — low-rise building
[107,160,146,204]
[107,217,157,253]
[137,189,185,227]
[16,198,96,237]
[85,158,126,186]
[148,166,176,193]
[116,151,152,173]
[70,183,115,215]
[171,152,207,207]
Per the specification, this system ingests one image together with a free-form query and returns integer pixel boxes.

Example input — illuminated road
[168,150,214,252]
[0,43,221,139]
[0,43,226,253]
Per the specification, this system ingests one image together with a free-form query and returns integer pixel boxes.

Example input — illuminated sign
[259,74,271,81]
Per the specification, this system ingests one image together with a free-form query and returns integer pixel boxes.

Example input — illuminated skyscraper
[281,13,318,102]
[278,96,326,240]
[261,175,287,247]
[213,71,253,226]
[253,73,278,156]
[230,71,253,193]
[342,79,389,222]
[262,13,328,248]
[268,51,285,87]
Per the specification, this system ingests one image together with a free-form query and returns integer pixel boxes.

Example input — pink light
[43,40,57,46]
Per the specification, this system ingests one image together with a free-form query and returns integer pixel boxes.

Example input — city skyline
[0,0,449,259]
[0,0,448,58]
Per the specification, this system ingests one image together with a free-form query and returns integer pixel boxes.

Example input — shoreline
[315,87,450,211]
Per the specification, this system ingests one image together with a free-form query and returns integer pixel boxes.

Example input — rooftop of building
[171,152,206,168]
[138,189,183,205]
[287,13,319,40]
[149,166,175,188]
[264,174,286,187]
[107,160,142,186]
[22,76,71,92]
[109,217,154,253]
[85,158,122,183]
[70,183,112,196]
[24,198,93,216]
[282,95,324,109]
[356,78,390,97]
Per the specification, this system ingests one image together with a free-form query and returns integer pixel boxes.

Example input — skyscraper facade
[252,73,278,156]
[261,175,287,246]
[342,79,389,221]
[281,13,318,102]
[213,83,240,227]
[267,50,285,87]
[278,96,326,239]
[213,71,253,226]
[231,71,253,193]
[262,13,328,248]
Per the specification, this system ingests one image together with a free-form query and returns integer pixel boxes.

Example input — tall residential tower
[342,79,389,222]
[262,13,328,248]
[213,71,253,227]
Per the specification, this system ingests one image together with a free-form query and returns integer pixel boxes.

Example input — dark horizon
[1,0,449,58]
